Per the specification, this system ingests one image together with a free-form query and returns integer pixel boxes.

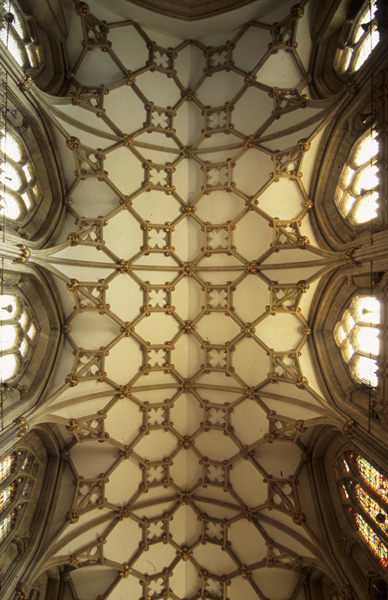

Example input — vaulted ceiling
[22,0,352,597]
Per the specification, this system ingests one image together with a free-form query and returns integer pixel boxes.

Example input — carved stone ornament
[296,236,309,248]
[66,279,80,292]
[14,416,29,437]
[75,1,89,16]
[16,583,30,600]
[290,4,304,18]
[19,74,32,91]
[292,511,306,524]
[344,246,359,266]
[343,419,356,439]
[340,584,355,600]
[66,136,80,150]
[15,244,30,263]
[65,374,79,387]
[297,138,311,152]
[66,510,80,523]
[68,232,81,246]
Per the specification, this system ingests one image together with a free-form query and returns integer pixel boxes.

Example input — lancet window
[339,454,388,569]
[0,0,42,70]
[334,295,381,387]
[334,129,380,224]
[335,0,380,75]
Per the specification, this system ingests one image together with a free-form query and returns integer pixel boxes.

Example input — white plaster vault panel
[37,1,339,598]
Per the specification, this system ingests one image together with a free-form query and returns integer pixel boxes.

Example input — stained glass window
[0,509,15,542]
[0,454,15,483]
[0,482,15,513]
[357,456,388,503]
[356,485,388,535]
[334,296,381,387]
[341,483,349,500]
[20,456,30,471]
[340,455,388,569]
[335,0,380,75]
[0,451,36,546]
[355,513,388,569]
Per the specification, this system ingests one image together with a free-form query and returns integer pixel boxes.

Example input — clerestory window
[334,129,380,224]
[335,0,380,75]
[0,0,42,70]
[339,454,388,569]
[0,450,39,544]
[0,126,41,222]
[334,295,381,387]
[0,291,38,384]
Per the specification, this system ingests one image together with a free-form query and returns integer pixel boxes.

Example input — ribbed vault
[19,0,353,598]
[125,0,258,21]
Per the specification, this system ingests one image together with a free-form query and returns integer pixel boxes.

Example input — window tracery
[339,454,388,569]
[0,448,37,543]
[335,0,380,75]
[0,291,38,383]
[334,129,380,224]
[334,295,381,387]
[0,126,41,222]
[0,0,42,71]
[357,456,388,501]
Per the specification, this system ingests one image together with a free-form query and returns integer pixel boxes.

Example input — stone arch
[0,266,63,431]
[308,426,388,598]
[0,425,62,600]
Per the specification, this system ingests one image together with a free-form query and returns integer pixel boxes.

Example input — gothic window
[339,454,388,569]
[0,126,41,222]
[0,481,16,512]
[357,456,388,502]
[334,295,381,387]
[0,0,42,70]
[334,129,380,224]
[0,448,38,544]
[0,510,16,542]
[0,453,15,483]
[0,270,61,424]
[0,291,38,383]
[335,0,380,75]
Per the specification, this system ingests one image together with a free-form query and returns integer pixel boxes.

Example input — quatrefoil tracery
[53,2,328,597]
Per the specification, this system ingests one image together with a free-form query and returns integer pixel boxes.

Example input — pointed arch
[339,453,388,569]
[0,0,68,95]
[0,425,62,599]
